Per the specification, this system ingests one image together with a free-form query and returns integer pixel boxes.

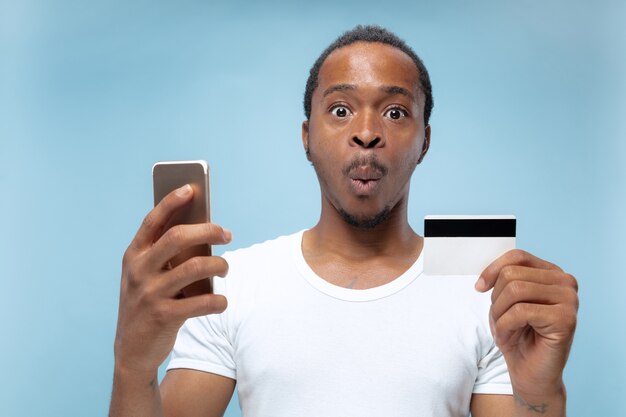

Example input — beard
[338,204,392,229]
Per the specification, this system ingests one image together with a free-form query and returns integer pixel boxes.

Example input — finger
[159,256,229,297]
[490,266,574,304]
[493,302,577,348]
[146,222,232,268]
[476,249,562,292]
[131,184,194,250]
[490,280,578,322]
[167,294,228,322]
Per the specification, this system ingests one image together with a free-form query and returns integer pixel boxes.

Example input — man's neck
[306,216,418,258]
[301,200,423,289]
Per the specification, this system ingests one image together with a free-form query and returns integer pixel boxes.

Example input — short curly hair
[303,25,433,125]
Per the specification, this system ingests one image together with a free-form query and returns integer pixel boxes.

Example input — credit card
[423,215,516,276]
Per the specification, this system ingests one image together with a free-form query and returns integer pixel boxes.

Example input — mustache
[342,154,389,177]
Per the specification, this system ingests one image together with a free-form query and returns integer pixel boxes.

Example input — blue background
[1,0,624,416]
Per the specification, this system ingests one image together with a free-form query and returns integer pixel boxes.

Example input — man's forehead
[322,83,415,101]
[315,42,422,99]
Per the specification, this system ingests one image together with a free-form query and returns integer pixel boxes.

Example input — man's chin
[338,206,391,229]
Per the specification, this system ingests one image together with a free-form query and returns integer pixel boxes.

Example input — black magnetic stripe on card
[424,219,516,237]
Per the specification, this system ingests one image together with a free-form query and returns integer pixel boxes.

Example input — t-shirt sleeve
[166,277,236,379]
[472,341,513,395]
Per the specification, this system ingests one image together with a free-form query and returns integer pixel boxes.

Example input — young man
[110,26,578,417]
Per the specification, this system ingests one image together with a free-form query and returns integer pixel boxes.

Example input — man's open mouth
[344,157,387,195]
[350,177,381,194]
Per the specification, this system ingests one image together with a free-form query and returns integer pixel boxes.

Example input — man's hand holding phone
[114,184,230,376]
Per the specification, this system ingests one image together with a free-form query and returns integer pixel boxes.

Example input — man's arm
[109,368,235,417]
[161,370,235,417]
[109,185,233,417]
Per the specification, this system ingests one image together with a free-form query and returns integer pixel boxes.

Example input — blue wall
[1,0,624,415]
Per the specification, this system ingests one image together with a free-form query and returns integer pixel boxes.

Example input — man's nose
[351,111,385,149]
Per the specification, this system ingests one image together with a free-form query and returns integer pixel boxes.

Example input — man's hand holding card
[424,215,579,415]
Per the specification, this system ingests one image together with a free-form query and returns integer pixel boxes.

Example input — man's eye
[331,106,350,118]
[385,108,407,120]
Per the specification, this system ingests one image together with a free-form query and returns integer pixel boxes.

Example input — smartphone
[152,160,213,296]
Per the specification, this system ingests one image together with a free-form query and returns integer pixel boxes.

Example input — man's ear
[302,120,311,161]
[417,124,431,164]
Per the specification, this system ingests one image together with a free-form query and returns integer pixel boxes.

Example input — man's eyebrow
[322,84,357,98]
[380,85,413,98]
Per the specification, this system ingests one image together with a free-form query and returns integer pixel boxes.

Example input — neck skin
[302,191,423,288]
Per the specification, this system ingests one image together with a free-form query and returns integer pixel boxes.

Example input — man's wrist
[110,362,163,417]
[512,383,566,416]
[114,361,159,388]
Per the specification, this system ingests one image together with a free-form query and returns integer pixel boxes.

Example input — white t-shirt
[167,231,512,417]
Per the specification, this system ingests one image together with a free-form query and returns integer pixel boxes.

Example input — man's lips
[350,178,381,195]
[343,156,388,195]
[348,166,384,194]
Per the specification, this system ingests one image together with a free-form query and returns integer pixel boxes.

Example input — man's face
[303,41,430,228]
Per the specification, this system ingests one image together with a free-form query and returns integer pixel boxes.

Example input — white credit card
[423,215,516,276]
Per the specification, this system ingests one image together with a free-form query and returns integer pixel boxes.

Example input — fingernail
[176,184,192,196]
[222,228,233,242]
[475,276,487,292]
